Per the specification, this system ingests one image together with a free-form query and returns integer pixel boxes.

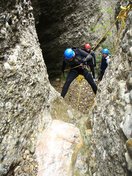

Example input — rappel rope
[76,75,84,110]
[114,3,132,52]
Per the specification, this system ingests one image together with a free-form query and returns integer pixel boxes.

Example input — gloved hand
[79,63,84,67]
[80,63,87,69]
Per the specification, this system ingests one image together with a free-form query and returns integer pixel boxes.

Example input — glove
[79,63,84,66]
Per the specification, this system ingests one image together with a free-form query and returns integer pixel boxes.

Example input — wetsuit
[98,55,110,81]
[61,48,97,97]
[83,49,96,79]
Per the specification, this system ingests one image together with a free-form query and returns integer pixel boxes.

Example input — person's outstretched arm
[61,59,66,74]
[91,51,96,67]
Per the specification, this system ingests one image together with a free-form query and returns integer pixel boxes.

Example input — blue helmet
[102,48,110,55]
[64,48,75,59]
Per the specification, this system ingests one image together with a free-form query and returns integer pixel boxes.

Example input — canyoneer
[98,48,110,81]
[61,48,97,98]
[83,43,96,80]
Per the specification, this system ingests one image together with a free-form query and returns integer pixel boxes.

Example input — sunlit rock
[36,120,83,176]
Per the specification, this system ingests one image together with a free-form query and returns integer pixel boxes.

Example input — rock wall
[0,0,57,175]
[32,0,100,78]
[32,0,119,79]
[0,0,131,176]
[0,1,87,176]
[36,120,83,176]
[89,11,132,176]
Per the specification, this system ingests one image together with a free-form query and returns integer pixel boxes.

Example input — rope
[114,3,132,53]
[76,75,84,110]
[64,64,82,72]
[93,19,118,51]
[116,3,132,28]
[76,75,84,83]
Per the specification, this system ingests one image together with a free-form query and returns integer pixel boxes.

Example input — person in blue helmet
[98,48,110,81]
[61,48,97,98]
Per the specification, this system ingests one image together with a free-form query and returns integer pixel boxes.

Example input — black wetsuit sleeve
[78,49,88,58]
[77,48,92,64]
[82,54,93,63]
[61,60,66,73]
[91,51,96,66]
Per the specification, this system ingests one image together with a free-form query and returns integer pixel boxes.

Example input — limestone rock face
[1,0,131,175]
[0,1,57,175]
[32,0,100,77]
[0,1,85,175]
[32,0,119,78]
[89,11,132,175]
[36,120,83,176]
